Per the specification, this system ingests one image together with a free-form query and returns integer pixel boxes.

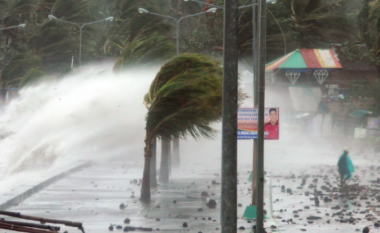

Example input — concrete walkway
[0,160,91,210]
[1,162,275,233]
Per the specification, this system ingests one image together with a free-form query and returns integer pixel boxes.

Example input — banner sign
[238,108,279,140]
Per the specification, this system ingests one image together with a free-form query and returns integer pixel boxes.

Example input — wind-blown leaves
[113,33,175,72]
[106,0,173,55]
[19,68,45,88]
[1,53,41,83]
[28,19,76,72]
[358,0,380,74]
[146,53,222,141]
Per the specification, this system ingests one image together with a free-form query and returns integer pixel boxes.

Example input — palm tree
[242,0,351,63]
[0,53,41,101]
[113,33,175,72]
[140,53,223,202]
[358,0,380,75]
[105,0,173,56]
[289,0,350,48]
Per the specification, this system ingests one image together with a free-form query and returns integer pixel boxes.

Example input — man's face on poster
[269,110,278,124]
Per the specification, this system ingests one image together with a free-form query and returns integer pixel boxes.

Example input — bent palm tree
[141,53,223,202]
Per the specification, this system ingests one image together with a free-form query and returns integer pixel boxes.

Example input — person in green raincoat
[337,147,354,187]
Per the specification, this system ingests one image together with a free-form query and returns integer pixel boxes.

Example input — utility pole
[252,0,258,206]
[256,0,267,232]
[221,0,238,232]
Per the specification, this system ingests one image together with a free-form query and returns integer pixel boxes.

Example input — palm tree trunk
[1,81,7,105]
[172,138,180,168]
[159,136,171,183]
[141,135,153,203]
[150,138,157,188]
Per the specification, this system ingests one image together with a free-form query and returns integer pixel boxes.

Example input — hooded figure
[337,148,354,186]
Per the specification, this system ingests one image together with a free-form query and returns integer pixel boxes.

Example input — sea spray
[0,64,157,175]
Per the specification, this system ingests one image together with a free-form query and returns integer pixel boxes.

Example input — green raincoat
[337,151,354,179]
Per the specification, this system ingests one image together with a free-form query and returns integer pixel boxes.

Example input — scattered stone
[238,203,243,207]
[212,180,220,185]
[182,222,188,228]
[156,218,160,221]
[198,208,203,212]
[119,203,125,210]
[363,227,370,233]
[307,216,322,220]
[124,218,130,224]
[207,198,217,208]
[116,225,123,230]
[201,191,209,197]
[109,226,114,231]
[173,200,177,204]
[239,226,245,230]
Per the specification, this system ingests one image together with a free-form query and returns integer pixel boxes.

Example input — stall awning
[266,49,342,71]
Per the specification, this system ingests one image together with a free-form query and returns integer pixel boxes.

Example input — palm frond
[145,53,223,140]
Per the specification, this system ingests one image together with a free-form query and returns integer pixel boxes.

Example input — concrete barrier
[0,161,93,210]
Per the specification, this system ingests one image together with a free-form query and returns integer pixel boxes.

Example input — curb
[0,161,93,210]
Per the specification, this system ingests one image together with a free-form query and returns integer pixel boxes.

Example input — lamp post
[184,0,285,55]
[221,0,238,232]
[138,7,217,55]
[48,15,114,67]
[256,0,267,232]
[0,24,26,31]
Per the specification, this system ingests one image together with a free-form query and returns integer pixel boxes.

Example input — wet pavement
[270,152,380,233]
[0,160,89,209]
[2,161,272,233]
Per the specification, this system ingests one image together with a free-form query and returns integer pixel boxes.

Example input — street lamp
[0,24,26,31]
[48,15,114,67]
[138,8,217,55]
[184,0,285,55]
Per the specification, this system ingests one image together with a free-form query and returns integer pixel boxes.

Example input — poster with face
[237,108,279,140]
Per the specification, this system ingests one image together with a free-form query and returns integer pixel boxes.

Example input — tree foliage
[0,0,368,86]
[146,53,222,141]
[357,0,380,73]
[141,53,223,202]
[113,33,175,71]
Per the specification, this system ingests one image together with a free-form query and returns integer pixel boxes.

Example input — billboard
[238,108,279,140]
